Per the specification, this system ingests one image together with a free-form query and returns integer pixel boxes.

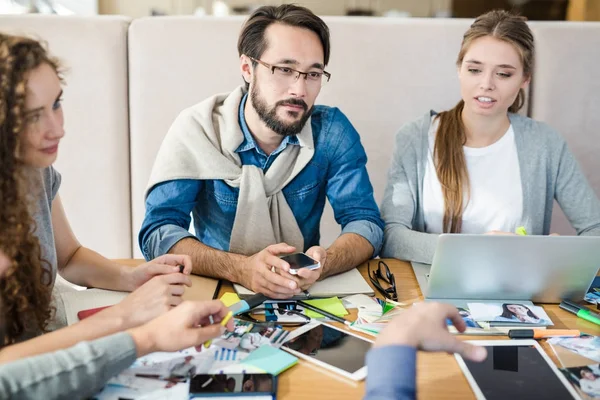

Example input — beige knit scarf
[146,86,314,255]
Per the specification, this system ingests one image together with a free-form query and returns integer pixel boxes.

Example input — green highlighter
[578,310,600,325]
[515,226,528,236]
[560,300,600,326]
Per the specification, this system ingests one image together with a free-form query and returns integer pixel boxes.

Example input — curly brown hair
[0,33,62,345]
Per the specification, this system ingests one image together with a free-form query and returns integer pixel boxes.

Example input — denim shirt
[364,346,417,400]
[139,94,383,259]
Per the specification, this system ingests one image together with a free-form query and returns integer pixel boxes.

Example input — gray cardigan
[0,332,137,399]
[381,111,600,264]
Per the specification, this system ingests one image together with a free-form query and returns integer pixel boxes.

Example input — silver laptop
[412,234,600,303]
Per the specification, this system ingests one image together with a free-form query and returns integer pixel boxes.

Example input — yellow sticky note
[220,292,241,307]
[304,297,348,319]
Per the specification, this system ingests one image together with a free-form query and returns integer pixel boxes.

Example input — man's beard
[250,82,313,137]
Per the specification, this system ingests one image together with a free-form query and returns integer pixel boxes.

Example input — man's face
[246,23,325,136]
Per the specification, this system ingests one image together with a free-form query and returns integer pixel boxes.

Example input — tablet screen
[462,345,575,400]
[282,324,371,374]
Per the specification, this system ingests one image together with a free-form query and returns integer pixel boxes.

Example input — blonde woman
[381,10,600,264]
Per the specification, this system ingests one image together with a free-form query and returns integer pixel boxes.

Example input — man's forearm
[322,233,374,278]
[169,238,246,282]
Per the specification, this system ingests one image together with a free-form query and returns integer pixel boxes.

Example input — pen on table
[560,300,600,325]
[508,329,580,339]
[203,310,234,348]
[296,299,352,327]
[228,293,269,315]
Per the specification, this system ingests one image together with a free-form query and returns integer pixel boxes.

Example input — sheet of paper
[343,294,381,313]
[241,345,298,376]
[303,297,348,318]
[220,292,241,307]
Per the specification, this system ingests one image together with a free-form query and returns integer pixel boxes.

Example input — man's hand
[240,243,302,299]
[124,254,193,291]
[374,302,487,362]
[127,300,234,356]
[108,273,192,329]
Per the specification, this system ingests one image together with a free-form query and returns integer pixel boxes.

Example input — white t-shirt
[423,117,523,234]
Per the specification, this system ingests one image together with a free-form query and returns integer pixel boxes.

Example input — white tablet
[281,321,372,381]
[455,340,580,400]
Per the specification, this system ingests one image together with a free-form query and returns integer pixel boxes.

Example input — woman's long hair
[0,33,62,345]
[434,10,534,233]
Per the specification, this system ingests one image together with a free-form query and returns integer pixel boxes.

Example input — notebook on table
[233,267,374,299]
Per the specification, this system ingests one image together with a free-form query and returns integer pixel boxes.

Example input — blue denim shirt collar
[236,93,299,157]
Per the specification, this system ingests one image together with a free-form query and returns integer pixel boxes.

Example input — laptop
[412,234,600,304]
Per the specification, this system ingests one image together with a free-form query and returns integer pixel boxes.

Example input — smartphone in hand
[279,253,321,275]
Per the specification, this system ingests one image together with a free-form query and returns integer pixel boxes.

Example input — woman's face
[21,62,65,168]
[507,304,529,316]
[458,36,529,118]
[582,370,597,380]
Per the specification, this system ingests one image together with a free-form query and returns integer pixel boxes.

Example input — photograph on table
[549,335,600,363]
[561,364,600,399]
[212,319,289,352]
[447,307,481,329]
[467,302,553,325]
[584,277,600,305]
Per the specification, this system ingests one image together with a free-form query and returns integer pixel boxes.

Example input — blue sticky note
[241,345,298,376]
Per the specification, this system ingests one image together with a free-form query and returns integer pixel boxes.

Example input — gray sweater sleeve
[380,119,439,264]
[0,332,137,400]
[551,130,600,235]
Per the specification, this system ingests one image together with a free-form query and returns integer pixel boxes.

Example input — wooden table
[122,258,600,399]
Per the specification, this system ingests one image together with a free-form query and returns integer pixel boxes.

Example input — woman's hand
[108,272,192,329]
[124,254,193,291]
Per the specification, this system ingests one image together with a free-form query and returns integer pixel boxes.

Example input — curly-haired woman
[0,33,195,362]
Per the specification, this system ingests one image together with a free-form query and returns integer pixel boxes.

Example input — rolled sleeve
[341,220,383,256]
[139,179,202,260]
[143,224,198,260]
[364,345,417,400]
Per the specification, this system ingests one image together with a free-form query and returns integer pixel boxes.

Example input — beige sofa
[2,15,599,258]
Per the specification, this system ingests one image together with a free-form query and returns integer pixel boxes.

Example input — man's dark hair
[237,4,330,89]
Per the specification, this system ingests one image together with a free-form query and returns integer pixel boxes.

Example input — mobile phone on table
[189,373,277,398]
[279,253,320,275]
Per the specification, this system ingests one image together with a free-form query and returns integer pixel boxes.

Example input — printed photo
[549,335,600,363]
[585,277,600,305]
[585,291,600,305]
[212,320,287,352]
[467,302,553,325]
[561,364,600,399]
[446,307,481,329]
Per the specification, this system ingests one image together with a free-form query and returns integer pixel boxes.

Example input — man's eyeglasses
[368,260,398,301]
[248,56,331,88]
